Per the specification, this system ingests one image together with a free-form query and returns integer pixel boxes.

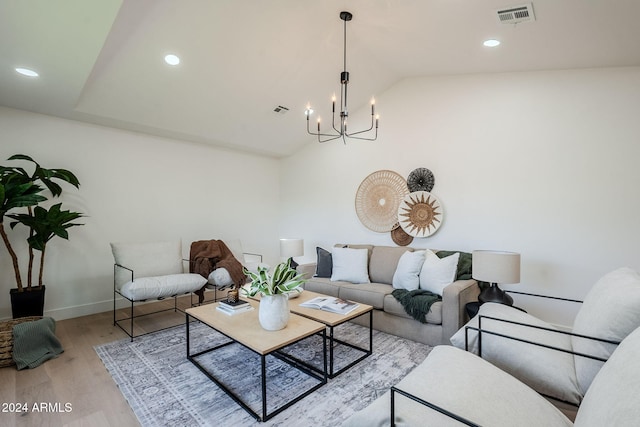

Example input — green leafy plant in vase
[242,259,306,331]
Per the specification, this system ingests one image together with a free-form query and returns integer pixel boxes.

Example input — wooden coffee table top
[186,300,325,355]
[287,290,373,327]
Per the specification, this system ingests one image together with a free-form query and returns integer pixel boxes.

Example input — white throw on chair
[111,240,207,340]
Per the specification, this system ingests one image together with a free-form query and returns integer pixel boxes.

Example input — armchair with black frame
[450,267,640,410]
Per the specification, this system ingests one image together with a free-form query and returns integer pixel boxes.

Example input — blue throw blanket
[12,317,63,370]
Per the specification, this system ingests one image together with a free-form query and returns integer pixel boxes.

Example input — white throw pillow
[419,250,460,295]
[208,268,234,287]
[571,267,640,395]
[120,273,207,301]
[392,250,426,290]
[450,303,582,405]
[331,247,370,284]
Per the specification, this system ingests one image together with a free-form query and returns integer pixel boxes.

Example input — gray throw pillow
[315,247,332,278]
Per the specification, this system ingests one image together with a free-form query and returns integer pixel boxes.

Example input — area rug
[95,321,432,427]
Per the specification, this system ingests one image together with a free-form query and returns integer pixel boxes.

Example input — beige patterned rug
[95,321,431,426]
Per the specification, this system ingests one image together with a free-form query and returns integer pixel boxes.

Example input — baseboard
[45,299,115,321]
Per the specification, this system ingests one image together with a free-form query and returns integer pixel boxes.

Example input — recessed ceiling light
[15,67,39,77]
[164,54,180,66]
[483,39,501,48]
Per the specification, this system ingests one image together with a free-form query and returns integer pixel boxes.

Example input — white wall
[0,107,281,319]
[280,67,640,327]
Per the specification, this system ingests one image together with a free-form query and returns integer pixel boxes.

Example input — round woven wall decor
[407,168,435,192]
[391,223,413,246]
[398,191,443,237]
[355,170,409,233]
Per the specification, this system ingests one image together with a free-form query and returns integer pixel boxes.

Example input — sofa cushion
[303,277,342,297]
[331,247,370,284]
[338,282,393,309]
[343,345,573,427]
[370,246,412,284]
[120,273,207,301]
[572,267,640,395]
[450,303,582,405]
[384,294,442,324]
[574,325,640,427]
[392,250,426,291]
[419,250,459,296]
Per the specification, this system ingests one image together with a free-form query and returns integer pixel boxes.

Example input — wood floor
[0,297,197,427]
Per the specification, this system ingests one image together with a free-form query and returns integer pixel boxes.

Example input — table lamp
[280,238,304,270]
[472,250,521,305]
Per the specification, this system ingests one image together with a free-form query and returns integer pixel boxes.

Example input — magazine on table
[300,296,359,315]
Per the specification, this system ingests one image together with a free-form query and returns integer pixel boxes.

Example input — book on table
[300,296,359,315]
[216,303,254,316]
[219,299,250,310]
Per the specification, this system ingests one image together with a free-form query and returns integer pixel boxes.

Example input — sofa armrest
[442,279,480,344]
[297,262,317,280]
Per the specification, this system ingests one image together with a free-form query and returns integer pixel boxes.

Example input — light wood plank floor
[0,297,199,427]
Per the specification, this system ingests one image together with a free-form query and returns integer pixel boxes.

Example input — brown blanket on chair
[190,240,246,302]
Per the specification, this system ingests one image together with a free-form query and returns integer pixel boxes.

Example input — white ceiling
[2,0,640,158]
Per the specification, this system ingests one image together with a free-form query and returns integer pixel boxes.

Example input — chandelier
[305,11,379,144]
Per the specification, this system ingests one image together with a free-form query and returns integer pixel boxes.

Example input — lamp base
[287,257,299,270]
[478,283,513,306]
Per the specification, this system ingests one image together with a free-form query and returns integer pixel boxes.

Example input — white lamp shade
[472,250,521,284]
[280,238,304,258]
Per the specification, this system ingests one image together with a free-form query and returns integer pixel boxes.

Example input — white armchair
[344,325,640,426]
[450,267,640,408]
[111,240,207,340]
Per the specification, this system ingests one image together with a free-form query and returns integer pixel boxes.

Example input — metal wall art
[407,168,435,192]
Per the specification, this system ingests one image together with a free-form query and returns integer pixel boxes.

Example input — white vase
[259,294,290,331]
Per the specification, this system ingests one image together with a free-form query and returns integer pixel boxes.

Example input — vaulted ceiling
[2,0,640,157]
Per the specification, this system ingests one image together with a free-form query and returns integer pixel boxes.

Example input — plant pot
[10,286,46,319]
[258,294,289,331]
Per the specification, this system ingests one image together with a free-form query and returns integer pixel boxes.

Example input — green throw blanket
[392,289,441,324]
[12,317,63,370]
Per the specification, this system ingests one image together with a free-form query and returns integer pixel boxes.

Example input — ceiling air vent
[273,105,289,115]
[497,3,535,24]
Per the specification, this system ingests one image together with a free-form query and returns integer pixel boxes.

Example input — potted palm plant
[242,259,306,331]
[0,154,83,318]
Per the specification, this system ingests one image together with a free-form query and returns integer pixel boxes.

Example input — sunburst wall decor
[397,191,443,237]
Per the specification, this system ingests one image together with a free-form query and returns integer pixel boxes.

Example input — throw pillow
[392,250,426,291]
[419,250,460,295]
[331,247,370,284]
[436,250,472,280]
[450,302,582,405]
[208,268,233,287]
[571,267,640,395]
[315,247,333,278]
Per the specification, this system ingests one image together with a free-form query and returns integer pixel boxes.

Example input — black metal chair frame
[391,386,480,427]
[113,261,198,341]
[464,290,620,407]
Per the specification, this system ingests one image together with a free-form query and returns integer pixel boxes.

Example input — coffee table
[288,290,373,378]
[185,300,327,422]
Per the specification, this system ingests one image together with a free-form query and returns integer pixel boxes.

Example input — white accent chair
[449,267,640,410]
[111,240,207,340]
[343,324,640,426]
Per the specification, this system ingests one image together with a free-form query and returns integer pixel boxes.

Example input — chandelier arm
[306,116,342,139]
